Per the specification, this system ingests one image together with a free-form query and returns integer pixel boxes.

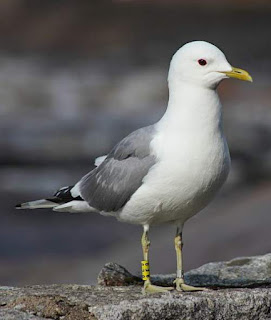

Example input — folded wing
[79,125,156,212]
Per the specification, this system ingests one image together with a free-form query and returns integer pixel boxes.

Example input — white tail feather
[94,155,107,167]
[16,199,58,209]
[53,201,96,213]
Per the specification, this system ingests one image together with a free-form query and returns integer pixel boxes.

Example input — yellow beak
[222,67,253,82]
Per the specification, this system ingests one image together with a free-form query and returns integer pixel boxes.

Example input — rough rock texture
[97,263,143,287]
[98,254,271,288]
[185,254,271,288]
[2,254,271,320]
[1,284,271,320]
[0,309,45,320]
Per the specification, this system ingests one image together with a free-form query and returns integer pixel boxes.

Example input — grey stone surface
[98,253,271,288]
[97,262,142,286]
[185,253,271,288]
[1,284,271,320]
[0,309,46,320]
[2,254,271,319]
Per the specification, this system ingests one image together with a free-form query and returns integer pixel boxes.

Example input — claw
[143,281,174,295]
[174,278,206,292]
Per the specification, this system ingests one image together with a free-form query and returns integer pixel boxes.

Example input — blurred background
[1,0,271,286]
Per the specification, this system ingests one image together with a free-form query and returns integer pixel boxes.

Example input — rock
[98,253,271,288]
[1,284,271,320]
[6,295,92,320]
[97,262,142,286]
[0,309,45,320]
[185,254,271,288]
[2,254,271,319]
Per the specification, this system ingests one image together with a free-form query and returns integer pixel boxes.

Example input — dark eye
[198,59,207,66]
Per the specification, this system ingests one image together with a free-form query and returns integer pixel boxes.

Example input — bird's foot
[174,278,206,292]
[142,280,174,295]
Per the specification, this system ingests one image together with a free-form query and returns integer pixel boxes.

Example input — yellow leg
[141,225,174,294]
[174,228,206,292]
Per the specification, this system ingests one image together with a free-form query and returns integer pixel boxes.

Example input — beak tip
[223,67,253,83]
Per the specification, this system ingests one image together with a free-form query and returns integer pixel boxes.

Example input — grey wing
[79,125,156,212]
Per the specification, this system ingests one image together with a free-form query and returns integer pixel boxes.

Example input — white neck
[158,80,223,135]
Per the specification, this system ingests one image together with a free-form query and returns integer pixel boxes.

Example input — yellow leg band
[141,260,150,280]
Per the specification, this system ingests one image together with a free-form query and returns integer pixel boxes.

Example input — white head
[168,41,252,89]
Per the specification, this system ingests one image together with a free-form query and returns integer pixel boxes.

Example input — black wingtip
[15,203,22,209]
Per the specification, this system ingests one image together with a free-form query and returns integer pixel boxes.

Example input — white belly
[118,132,230,226]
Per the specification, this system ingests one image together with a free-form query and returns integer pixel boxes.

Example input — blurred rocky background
[1,0,271,286]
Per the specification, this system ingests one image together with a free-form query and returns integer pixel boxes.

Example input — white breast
[118,86,231,226]
[119,129,230,225]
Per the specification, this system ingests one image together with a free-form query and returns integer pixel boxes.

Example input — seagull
[16,41,252,294]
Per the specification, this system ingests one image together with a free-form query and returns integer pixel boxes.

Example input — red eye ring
[198,59,207,66]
